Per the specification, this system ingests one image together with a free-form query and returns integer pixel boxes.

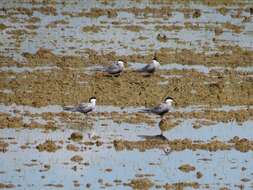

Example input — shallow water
[1,125,253,190]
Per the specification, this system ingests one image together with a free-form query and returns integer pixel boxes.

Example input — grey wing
[106,64,121,74]
[151,103,169,115]
[64,104,92,114]
[138,64,155,73]
[76,104,93,114]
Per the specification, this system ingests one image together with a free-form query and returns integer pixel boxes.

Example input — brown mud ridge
[0,48,252,108]
[113,137,253,152]
[59,3,251,19]
[6,1,251,18]
[19,46,253,67]
[170,109,253,123]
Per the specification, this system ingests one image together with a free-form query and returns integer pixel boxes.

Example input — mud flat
[0,49,252,107]
[0,0,253,189]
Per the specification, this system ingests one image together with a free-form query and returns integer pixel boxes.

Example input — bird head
[89,96,96,105]
[164,96,175,106]
[117,60,125,68]
[152,56,160,67]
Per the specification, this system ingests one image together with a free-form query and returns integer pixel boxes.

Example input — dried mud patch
[114,138,253,152]
[36,140,61,152]
[125,178,154,190]
[69,132,83,141]
[70,155,83,163]
[0,183,15,189]
[163,182,199,190]
[229,137,253,152]
[178,164,196,173]
[0,114,24,128]
[1,63,252,108]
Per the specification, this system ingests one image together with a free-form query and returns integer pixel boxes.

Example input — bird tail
[136,68,145,73]
[87,66,106,72]
[63,106,76,112]
[139,108,151,113]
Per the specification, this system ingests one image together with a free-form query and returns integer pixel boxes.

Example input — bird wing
[76,103,93,114]
[138,64,155,73]
[151,103,169,115]
[64,103,92,114]
[106,64,121,74]
[63,105,76,111]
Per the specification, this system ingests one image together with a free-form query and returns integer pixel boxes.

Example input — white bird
[137,57,160,74]
[141,97,175,117]
[105,60,125,76]
[63,97,96,114]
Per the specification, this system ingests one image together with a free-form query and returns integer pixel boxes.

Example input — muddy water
[0,0,253,189]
